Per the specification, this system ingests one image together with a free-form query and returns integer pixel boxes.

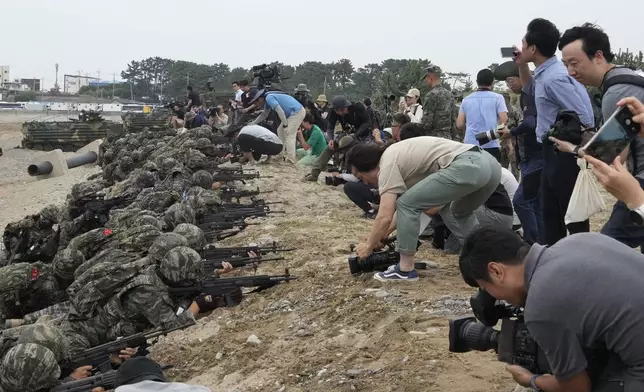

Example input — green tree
[614,49,644,70]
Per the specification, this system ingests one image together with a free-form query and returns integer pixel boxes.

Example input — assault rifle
[50,369,116,392]
[199,207,284,222]
[221,200,281,209]
[219,187,273,201]
[168,270,296,303]
[61,322,194,374]
[211,172,271,183]
[203,255,285,273]
[201,242,295,259]
[199,220,258,232]
[70,195,137,222]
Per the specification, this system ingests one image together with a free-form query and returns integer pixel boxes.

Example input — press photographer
[458,226,644,391]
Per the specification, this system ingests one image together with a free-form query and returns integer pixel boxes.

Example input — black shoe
[363,211,377,219]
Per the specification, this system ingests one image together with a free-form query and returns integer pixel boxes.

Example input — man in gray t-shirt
[559,24,644,251]
[460,227,644,392]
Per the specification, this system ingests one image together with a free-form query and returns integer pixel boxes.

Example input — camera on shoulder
[448,289,550,375]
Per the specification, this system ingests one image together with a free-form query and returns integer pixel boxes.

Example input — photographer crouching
[458,226,644,391]
[347,136,500,281]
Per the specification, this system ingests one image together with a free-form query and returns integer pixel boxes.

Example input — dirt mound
[151,163,514,392]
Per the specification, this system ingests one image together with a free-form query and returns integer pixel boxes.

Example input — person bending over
[373,112,411,144]
[250,89,306,164]
[296,112,327,167]
[347,136,501,281]
[236,124,284,164]
[460,226,644,392]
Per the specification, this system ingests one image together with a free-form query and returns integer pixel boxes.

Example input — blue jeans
[601,177,644,253]
[513,159,544,244]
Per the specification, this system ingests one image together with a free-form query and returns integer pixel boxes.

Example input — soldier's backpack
[66,258,154,319]
[0,263,49,306]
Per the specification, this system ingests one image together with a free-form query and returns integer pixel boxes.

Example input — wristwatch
[529,374,543,391]
[572,145,581,157]
[630,205,644,226]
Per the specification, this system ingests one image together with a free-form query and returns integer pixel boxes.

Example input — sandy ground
[0,121,617,391]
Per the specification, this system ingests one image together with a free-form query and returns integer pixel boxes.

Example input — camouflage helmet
[51,248,86,280]
[103,148,115,163]
[70,180,104,201]
[159,246,204,284]
[148,232,189,263]
[160,157,179,175]
[138,215,165,230]
[173,223,206,250]
[195,126,213,139]
[182,139,198,150]
[38,204,61,226]
[163,203,196,230]
[119,156,134,172]
[121,225,162,252]
[185,149,208,171]
[0,344,61,392]
[191,170,213,190]
[17,324,68,362]
[196,138,212,150]
[134,171,157,189]
[142,161,159,173]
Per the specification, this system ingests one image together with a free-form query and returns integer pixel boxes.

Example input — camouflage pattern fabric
[163,203,196,230]
[17,323,69,362]
[106,208,164,231]
[173,223,207,250]
[67,257,155,318]
[0,262,64,322]
[70,180,107,202]
[195,138,216,157]
[51,248,85,281]
[185,187,221,215]
[21,301,73,325]
[148,233,189,263]
[116,225,162,253]
[66,227,115,259]
[159,246,204,284]
[74,248,140,279]
[192,170,214,190]
[422,84,459,140]
[131,189,180,213]
[0,343,60,392]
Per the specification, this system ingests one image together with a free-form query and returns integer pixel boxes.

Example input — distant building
[63,74,100,94]
[20,78,41,91]
[0,66,9,86]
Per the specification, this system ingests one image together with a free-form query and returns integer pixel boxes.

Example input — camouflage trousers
[501,139,520,180]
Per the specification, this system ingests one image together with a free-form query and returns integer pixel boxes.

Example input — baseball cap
[406,88,421,97]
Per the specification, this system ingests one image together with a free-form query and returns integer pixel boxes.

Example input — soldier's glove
[195,294,226,312]
[223,287,244,307]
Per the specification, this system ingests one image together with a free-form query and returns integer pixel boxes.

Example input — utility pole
[323,76,327,95]
[97,70,101,98]
[187,72,190,86]
[130,83,134,101]
[112,71,116,99]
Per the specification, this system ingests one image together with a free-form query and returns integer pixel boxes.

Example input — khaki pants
[277,108,306,163]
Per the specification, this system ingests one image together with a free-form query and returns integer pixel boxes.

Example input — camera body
[347,237,423,275]
[448,290,550,375]
[251,64,281,90]
[324,175,347,187]
[474,124,506,145]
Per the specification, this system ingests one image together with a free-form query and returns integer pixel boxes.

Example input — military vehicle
[121,111,172,134]
[21,111,123,152]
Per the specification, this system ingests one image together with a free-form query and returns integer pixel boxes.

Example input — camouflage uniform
[0,262,66,324]
[0,343,61,392]
[59,246,202,355]
[163,203,196,230]
[421,84,459,140]
[503,97,523,179]
[173,223,207,250]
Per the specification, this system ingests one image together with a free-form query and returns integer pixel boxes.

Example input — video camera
[475,124,506,145]
[347,237,424,275]
[251,63,282,90]
[448,289,549,374]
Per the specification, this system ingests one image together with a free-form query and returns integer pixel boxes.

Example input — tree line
[75,49,644,107]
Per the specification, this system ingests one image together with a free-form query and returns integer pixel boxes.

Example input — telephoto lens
[448,316,499,353]
[474,130,500,145]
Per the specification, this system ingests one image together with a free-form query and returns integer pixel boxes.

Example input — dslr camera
[475,124,507,145]
[448,289,550,375]
[347,237,424,275]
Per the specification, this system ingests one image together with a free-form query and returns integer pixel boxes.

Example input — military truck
[21,112,122,152]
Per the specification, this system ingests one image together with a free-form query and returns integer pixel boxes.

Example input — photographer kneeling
[236,124,283,164]
[348,136,501,281]
[459,226,644,392]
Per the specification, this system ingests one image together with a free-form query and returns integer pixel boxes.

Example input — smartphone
[582,106,641,164]
[500,47,516,58]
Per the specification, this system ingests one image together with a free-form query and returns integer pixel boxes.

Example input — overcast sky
[1,0,642,90]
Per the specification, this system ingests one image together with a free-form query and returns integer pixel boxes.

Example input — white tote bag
[565,158,606,225]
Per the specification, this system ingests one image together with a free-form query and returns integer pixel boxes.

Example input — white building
[63,74,100,94]
[0,66,10,86]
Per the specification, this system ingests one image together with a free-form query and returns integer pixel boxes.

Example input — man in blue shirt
[457,69,508,163]
[514,18,595,246]
[251,90,306,164]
